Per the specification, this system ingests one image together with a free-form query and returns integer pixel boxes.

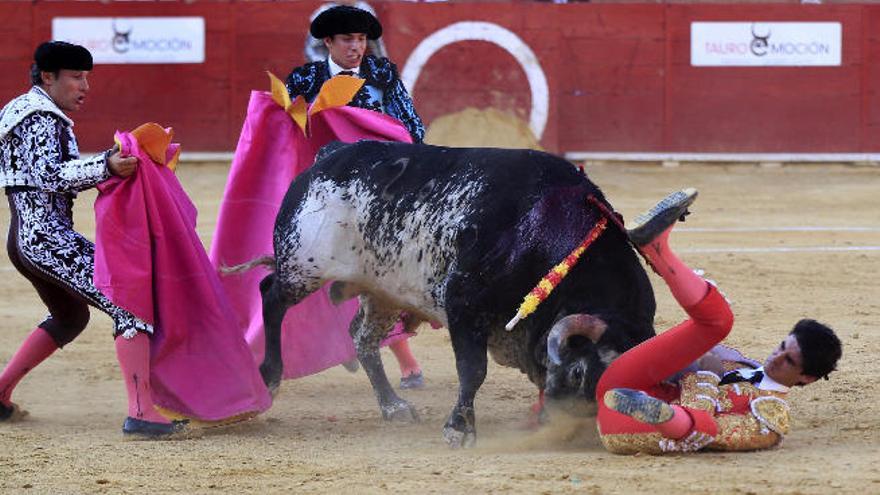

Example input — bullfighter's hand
[107,151,138,178]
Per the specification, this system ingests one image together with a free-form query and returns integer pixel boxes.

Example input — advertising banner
[691,22,841,67]
[52,17,205,64]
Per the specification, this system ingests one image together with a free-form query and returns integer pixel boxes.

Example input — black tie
[719,369,764,385]
[339,70,357,77]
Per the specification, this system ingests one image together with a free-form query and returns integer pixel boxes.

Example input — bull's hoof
[442,405,476,448]
[259,363,282,397]
[381,400,420,423]
[442,426,476,449]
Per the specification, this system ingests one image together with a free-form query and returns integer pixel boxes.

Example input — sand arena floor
[0,161,878,494]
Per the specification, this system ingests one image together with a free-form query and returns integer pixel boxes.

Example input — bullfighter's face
[42,69,90,112]
[763,334,817,387]
[325,33,367,70]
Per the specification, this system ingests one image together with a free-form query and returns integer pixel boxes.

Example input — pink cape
[94,130,272,421]
[209,90,414,379]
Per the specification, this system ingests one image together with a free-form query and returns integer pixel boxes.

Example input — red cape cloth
[209,88,414,379]
[94,127,272,421]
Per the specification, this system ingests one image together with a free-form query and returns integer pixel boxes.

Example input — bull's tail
[220,255,277,275]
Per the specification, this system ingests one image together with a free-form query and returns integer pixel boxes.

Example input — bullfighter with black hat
[282,5,427,388]
[304,1,388,64]
[0,41,188,438]
[285,5,425,144]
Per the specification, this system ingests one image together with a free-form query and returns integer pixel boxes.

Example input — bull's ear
[546,314,607,365]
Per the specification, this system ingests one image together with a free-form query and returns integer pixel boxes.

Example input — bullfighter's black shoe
[627,188,698,247]
[0,401,27,422]
[122,417,190,440]
[399,371,425,390]
[603,388,674,425]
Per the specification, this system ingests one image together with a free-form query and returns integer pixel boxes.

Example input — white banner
[52,17,205,64]
[691,22,841,67]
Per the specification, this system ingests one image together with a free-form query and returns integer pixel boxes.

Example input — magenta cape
[93,129,272,421]
[209,90,413,379]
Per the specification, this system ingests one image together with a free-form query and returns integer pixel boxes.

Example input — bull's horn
[546,314,608,365]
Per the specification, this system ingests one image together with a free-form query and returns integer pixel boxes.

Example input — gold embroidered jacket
[599,367,790,455]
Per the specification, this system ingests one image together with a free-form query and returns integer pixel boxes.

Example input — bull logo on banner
[112,19,133,54]
[750,23,771,57]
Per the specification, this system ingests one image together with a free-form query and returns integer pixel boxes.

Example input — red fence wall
[1,1,877,153]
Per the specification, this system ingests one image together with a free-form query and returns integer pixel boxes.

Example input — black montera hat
[34,41,93,72]
[310,6,382,40]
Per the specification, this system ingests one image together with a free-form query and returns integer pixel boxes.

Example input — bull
[256,141,656,447]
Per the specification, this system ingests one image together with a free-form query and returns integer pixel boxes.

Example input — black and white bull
[257,141,656,447]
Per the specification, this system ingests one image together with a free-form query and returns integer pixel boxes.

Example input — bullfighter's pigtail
[505,215,608,331]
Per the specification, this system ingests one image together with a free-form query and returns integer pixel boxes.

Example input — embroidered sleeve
[384,78,425,144]
[19,112,109,192]
[708,397,789,451]
[750,396,790,435]
[285,63,323,102]
[375,58,425,144]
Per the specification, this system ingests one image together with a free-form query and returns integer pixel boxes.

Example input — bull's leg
[351,297,420,423]
[259,273,313,394]
[442,322,489,448]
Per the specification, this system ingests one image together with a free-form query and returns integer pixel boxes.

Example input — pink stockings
[0,327,58,405]
[389,339,420,377]
[114,332,169,424]
[1,327,168,424]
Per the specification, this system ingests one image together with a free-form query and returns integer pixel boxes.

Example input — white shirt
[732,366,789,393]
[328,56,360,78]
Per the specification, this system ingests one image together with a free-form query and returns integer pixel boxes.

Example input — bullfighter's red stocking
[639,225,708,308]
[610,224,719,439]
[0,327,57,405]
[115,332,170,424]
[597,286,733,440]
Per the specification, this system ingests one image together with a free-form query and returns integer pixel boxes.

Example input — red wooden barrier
[0,1,876,154]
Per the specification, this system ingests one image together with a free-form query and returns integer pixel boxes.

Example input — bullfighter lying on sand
[588,188,842,454]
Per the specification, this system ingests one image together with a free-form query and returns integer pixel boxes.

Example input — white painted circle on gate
[401,21,549,140]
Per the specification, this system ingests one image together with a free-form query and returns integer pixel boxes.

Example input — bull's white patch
[277,174,487,327]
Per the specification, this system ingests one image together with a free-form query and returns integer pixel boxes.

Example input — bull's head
[542,313,621,415]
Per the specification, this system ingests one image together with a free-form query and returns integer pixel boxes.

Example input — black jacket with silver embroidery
[284,55,425,144]
[0,87,109,192]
